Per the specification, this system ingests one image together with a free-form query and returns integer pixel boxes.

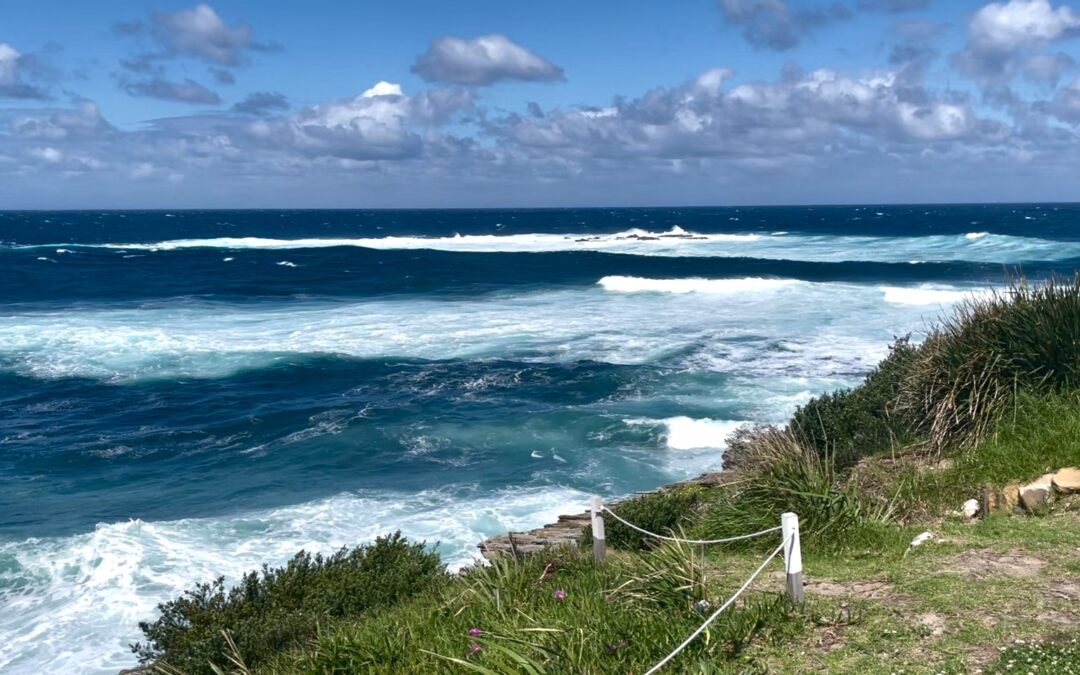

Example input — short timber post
[781,512,804,606]
[591,496,607,564]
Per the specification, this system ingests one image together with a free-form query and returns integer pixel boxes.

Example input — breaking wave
[15,227,1080,263]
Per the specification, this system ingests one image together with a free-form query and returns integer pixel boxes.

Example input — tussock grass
[900,275,1080,451]
[270,547,804,674]
[699,428,896,552]
[882,393,1080,518]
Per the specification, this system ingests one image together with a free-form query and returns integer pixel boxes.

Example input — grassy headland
[131,277,1080,674]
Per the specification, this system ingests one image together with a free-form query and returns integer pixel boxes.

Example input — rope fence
[587,496,805,673]
[600,506,782,545]
[643,535,791,675]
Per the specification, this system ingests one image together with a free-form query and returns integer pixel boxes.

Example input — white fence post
[591,496,606,564]
[781,512,804,605]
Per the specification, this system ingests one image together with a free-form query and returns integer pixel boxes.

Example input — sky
[1,0,1080,208]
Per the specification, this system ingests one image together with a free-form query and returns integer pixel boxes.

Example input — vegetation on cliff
[133,277,1080,674]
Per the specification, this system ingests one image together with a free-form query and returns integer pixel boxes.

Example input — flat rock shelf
[477,470,735,559]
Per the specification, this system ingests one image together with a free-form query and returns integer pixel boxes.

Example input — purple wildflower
[470,642,483,655]
[553,588,567,601]
[608,639,628,655]
[468,627,482,637]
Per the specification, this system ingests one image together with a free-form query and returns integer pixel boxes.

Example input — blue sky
[1,0,1079,207]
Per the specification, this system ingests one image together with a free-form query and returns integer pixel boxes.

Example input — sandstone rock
[1052,467,1080,494]
[1001,484,1021,512]
[1019,473,1056,512]
[961,498,980,519]
[1020,486,1049,512]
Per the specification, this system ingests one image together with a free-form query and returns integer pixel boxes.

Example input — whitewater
[19,226,1080,263]
[0,205,1076,673]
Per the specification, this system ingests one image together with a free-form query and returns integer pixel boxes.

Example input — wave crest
[598,276,799,294]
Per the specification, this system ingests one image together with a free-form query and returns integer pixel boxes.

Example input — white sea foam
[0,486,589,675]
[598,276,799,294]
[0,281,989,382]
[623,417,745,474]
[660,417,744,450]
[24,227,1080,263]
[881,285,993,306]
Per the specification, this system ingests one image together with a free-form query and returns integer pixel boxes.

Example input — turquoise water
[0,204,1077,672]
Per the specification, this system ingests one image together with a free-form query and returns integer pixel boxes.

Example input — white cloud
[0,42,48,99]
[0,43,19,84]
[411,34,563,86]
[956,0,1080,83]
[1044,76,1080,121]
[258,81,471,160]
[897,102,971,139]
[29,146,62,163]
[969,0,1080,51]
[362,81,404,98]
[156,4,259,66]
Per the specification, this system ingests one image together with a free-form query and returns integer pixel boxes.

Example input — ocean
[1,204,1077,673]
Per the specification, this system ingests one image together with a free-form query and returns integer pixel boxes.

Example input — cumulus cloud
[123,77,222,104]
[0,43,49,99]
[717,0,853,51]
[114,4,276,104]
[411,34,563,86]
[247,81,474,160]
[10,100,113,140]
[493,66,989,167]
[1043,76,1080,121]
[123,3,272,66]
[232,91,289,115]
[954,0,1080,83]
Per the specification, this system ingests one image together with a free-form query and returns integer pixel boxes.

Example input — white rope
[601,506,781,545]
[642,535,790,675]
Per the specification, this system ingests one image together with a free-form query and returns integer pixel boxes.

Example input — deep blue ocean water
[1,204,1078,672]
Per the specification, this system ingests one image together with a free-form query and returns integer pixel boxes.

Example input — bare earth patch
[804,578,899,600]
[943,549,1048,578]
[918,612,947,637]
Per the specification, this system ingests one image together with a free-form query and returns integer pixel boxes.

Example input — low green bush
[789,336,919,468]
[274,547,803,674]
[132,532,445,674]
[579,486,706,551]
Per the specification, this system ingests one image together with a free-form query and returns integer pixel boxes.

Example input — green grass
[268,545,806,674]
[987,636,1080,674]
[877,393,1080,519]
[580,485,707,551]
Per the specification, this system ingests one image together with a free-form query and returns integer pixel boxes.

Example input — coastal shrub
[900,276,1080,450]
[275,548,802,674]
[696,430,895,551]
[579,485,706,551]
[880,392,1080,517]
[132,532,445,674]
[789,335,919,467]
